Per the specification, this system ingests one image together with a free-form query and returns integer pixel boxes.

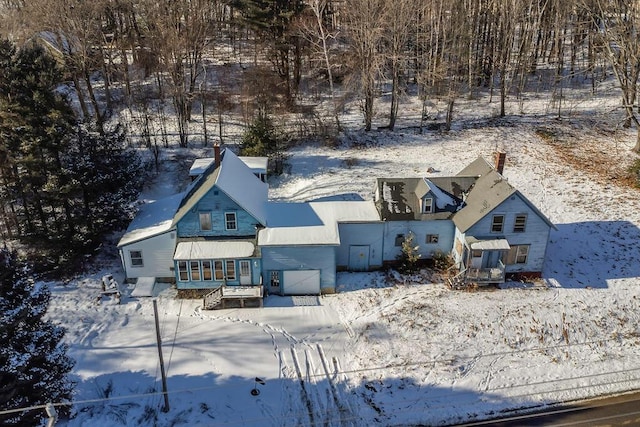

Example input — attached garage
[282,270,320,295]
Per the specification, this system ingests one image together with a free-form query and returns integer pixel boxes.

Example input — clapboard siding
[119,231,176,280]
[176,188,259,238]
[465,194,551,273]
[336,223,384,269]
[382,220,456,262]
[261,246,336,294]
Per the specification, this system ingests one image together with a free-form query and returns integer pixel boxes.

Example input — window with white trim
[225,212,237,230]
[513,214,527,233]
[270,271,280,287]
[225,260,236,280]
[506,245,530,265]
[199,212,212,231]
[491,215,505,233]
[130,250,143,267]
[423,197,433,213]
[178,261,188,281]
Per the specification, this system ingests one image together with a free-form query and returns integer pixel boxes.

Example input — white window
[199,212,212,231]
[513,214,527,233]
[177,261,188,281]
[130,250,143,267]
[270,271,280,287]
[423,197,433,213]
[225,260,236,280]
[426,234,439,244]
[506,245,530,265]
[491,215,505,233]
[225,212,237,230]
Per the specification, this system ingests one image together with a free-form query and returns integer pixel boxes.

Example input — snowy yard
[46,91,640,426]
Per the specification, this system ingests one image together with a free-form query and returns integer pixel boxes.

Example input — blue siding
[175,258,261,290]
[465,194,551,273]
[337,223,384,270]
[176,187,260,238]
[382,220,455,262]
[261,246,336,294]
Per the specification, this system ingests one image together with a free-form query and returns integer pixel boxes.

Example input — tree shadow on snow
[65,367,584,427]
[543,220,640,289]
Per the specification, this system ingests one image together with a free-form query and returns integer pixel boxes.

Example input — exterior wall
[176,187,259,238]
[464,194,551,274]
[261,246,337,294]
[336,223,384,270]
[175,257,261,290]
[382,220,455,263]
[451,227,467,268]
[119,231,176,281]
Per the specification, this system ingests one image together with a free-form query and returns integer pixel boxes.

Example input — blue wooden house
[118,147,555,304]
[449,155,556,285]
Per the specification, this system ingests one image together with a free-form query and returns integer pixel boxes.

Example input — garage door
[283,270,320,295]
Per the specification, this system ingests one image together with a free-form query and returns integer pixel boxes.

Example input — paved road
[454,391,640,426]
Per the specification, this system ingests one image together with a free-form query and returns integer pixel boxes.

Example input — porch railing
[465,260,506,283]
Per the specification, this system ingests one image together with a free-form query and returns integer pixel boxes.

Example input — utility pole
[153,299,170,412]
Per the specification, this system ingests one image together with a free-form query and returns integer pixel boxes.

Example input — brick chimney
[494,151,506,175]
[213,142,221,169]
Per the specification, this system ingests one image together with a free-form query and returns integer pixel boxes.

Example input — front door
[239,260,251,285]
[349,245,370,271]
[470,249,483,269]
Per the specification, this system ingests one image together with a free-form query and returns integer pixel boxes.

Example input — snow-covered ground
[45,87,640,426]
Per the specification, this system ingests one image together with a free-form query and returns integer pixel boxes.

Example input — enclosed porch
[450,238,510,288]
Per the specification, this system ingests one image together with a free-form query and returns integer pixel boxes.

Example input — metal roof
[174,148,268,227]
[174,241,255,260]
[117,192,183,247]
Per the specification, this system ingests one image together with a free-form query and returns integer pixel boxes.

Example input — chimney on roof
[214,142,221,169]
[494,151,506,175]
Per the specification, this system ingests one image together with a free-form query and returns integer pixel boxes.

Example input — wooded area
[0,0,639,267]
[1,0,639,142]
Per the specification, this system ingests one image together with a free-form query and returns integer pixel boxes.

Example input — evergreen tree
[240,115,288,174]
[0,40,144,267]
[397,232,421,273]
[0,248,74,425]
[64,121,144,240]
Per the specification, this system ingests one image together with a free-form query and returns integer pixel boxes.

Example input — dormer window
[423,197,433,213]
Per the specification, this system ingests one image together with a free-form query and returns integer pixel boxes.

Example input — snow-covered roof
[258,200,380,246]
[424,178,458,209]
[117,193,183,247]
[468,238,511,251]
[174,241,255,260]
[189,156,268,177]
[175,149,269,226]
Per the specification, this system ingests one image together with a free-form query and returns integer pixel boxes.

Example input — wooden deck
[203,286,263,310]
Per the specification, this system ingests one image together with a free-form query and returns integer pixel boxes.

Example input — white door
[470,250,483,269]
[283,270,321,295]
[239,260,251,285]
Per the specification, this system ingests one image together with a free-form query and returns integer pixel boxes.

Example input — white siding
[120,231,177,280]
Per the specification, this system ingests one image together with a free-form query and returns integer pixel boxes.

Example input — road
[454,391,640,426]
